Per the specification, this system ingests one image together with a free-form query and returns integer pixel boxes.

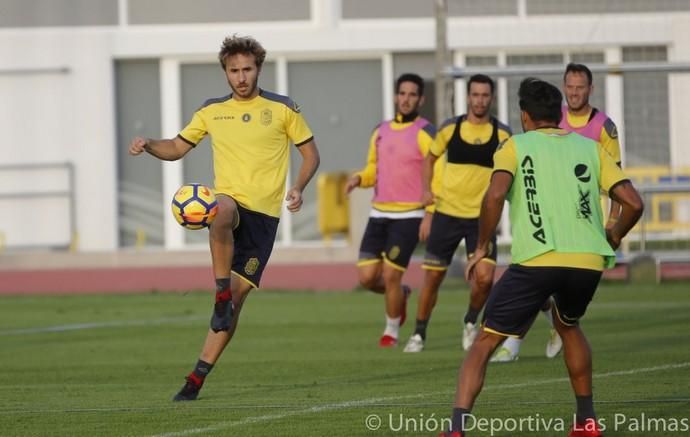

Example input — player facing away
[128,35,320,401]
[438,78,643,437]
[402,74,512,353]
[345,73,437,347]
[497,63,625,362]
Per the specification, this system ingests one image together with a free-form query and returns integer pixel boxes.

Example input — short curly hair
[518,77,563,124]
[218,35,267,70]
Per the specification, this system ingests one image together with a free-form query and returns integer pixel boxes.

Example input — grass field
[1,280,689,436]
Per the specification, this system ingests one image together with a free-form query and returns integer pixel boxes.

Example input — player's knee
[358,272,379,290]
[382,268,403,287]
[474,269,494,291]
[424,268,446,284]
[215,197,239,229]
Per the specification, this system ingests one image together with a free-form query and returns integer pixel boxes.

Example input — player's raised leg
[173,195,240,401]
[208,194,240,332]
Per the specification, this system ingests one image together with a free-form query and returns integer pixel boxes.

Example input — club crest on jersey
[244,257,260,275]
[261,109,272,126]
[242,113,251,123]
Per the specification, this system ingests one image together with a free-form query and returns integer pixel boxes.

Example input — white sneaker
[545,329,563,358]
[403,333,425,353]
[462,322,477,351]
[490,346,519,362]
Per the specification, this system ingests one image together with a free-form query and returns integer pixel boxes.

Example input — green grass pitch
[1,280,688,436]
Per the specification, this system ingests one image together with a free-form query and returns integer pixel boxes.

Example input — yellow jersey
[431,115,512,218]
[179,90,313,218]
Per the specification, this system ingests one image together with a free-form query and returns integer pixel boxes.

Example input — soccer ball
[171,183,218,230]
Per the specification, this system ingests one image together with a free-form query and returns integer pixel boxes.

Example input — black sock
[414,319,429,340]
[192,359,214,380]
[464,306,480,324]
[215,278,230,291]
[451,407,471,432]
[575,395,595,423]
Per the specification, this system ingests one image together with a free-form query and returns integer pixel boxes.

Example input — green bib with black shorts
[507,130,616,268]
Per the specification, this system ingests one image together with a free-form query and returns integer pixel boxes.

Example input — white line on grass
[148,361,690,437]
[3,398,690,416]
[0,315,206,336]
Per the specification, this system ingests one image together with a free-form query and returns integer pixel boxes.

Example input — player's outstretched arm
[607,181,644,250]
[128,136,193,161]
[466,171,512,281]
[286,140,320,213]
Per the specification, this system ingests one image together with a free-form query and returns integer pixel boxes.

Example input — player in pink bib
[345,73,436,348]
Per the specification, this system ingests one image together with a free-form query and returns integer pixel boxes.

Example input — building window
[622,46,669,166]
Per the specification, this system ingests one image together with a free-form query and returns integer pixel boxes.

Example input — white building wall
[667,17,690,169]
[1,2,689,251]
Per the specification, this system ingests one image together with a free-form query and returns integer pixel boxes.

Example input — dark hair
[467,74,495,94]
[564,62,593,85]
[396,73,425,96]
[218,34,267,70]
[518,77,563,124]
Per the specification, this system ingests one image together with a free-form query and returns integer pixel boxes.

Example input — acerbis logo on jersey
[521,155,546,245]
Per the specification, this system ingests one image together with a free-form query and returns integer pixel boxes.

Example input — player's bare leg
[173,276,252,401]
[416,269,446,320]
[208,194,239,332]
[463,260,495,350]
[173,194,240,401]
[448,330,505,432]
[553,309,598,430]
[199,277,253,363]
[378,264,408,347]
[382,264,405,319]
[357,262,385,294]
[403,269,445,352]
[466,260,495,320]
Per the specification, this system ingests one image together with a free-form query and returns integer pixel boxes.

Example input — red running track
[1,261,687,295]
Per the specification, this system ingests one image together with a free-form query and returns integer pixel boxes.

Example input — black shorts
[230,204,279,288]
[483,265,603,337]
[423,212,497,270]
[358,217,421,270]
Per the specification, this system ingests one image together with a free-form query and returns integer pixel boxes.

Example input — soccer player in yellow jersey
[561,62,623,227]
[439,78,643,437]
[128,35,320,401]
[345,73,437,348]
[403,74,512,353]
[496,63,625,362]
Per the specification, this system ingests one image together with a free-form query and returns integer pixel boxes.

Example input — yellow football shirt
[431,116,512,218]
[179,90,313,218]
